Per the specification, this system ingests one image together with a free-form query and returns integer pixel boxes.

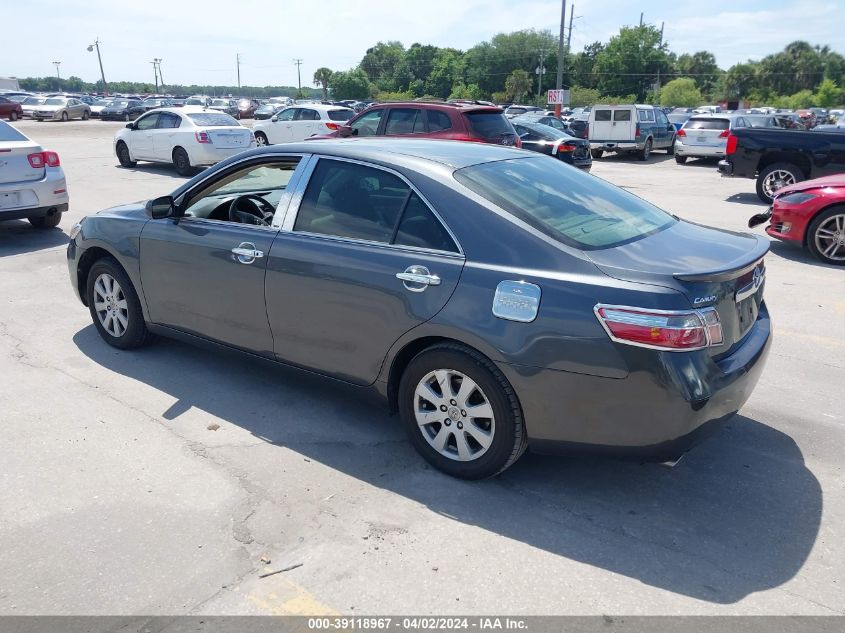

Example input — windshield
[328,109,354,121]
[94,99,112,106]
[454,157,675,250]
[186,98,206,105]
[211,99,228,106]
[187,112,239,127]
[0,121,28,142]
[44,98,66,105]
[23,97,45,105]
[111,100,129,108]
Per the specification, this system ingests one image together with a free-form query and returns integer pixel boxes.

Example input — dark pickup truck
[717,127,845,203]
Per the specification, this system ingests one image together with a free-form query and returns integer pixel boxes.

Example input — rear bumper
[717,160,734,176]
[0,168,69,219]
[500,304,772,461]
[590,141,641,151]
[188,143,255,166]
[675,139,726,158]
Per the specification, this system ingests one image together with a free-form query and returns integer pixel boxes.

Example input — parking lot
[1,118,843,616]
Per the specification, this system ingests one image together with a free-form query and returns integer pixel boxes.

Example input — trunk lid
[681,117,730,148]
[206,127,252,149]
[0,141,44,185]
[586,221,769,354]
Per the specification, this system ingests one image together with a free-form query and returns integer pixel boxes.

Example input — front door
[130,112,160,160]
[265,157,465,385]
[139,157,303,355]
[269,107,296,144]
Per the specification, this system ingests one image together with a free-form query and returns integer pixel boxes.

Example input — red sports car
[749,174,845,265]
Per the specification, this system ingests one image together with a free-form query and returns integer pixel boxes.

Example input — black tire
[28,211,62,229]
[61,111,68,122]
[675,154,687,165]
[82,110,89,120]
[86,257,152,349]
[666,138,675,154]
[10,110,18,121]
[756,162,804,204]
[254,131,269,146]
[124,113,130,122]
[398,343,527,479]
[172,147,192,176]
[806,205,845,266]
[590,149,603,159]
[116,141,137,168]
[639,138,652,161]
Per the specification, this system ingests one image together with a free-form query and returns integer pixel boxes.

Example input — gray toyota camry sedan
[67,139,771,479]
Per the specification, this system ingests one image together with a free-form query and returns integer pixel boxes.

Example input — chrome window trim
[593,303,722,352]
[282,229,465,260]
[280,155,464,257]
[177,216,279,233]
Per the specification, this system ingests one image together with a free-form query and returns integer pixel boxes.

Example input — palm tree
[313,67,333,101]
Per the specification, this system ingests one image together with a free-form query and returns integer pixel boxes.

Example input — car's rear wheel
[123,113,130,122]
[116,141,136,168]
[398,343,527,479]
[173,147,193,176]
[666,138,675,154]
[807,205,845,266]
[591,149,603,159]
[639,138,652,161]
[86,257,151,349]
[28,211,62,229]
[757,162,803,203]
[675,154,687,164]
[254,132,268,146]
[61,111,68,122]
[82,110,89,120]
[9,111,18,121]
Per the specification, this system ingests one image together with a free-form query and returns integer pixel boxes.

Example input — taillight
[195,131,211,144]
[594,305,723,351]
[718,129,730,138]
[558,144,577,152]
[726,134,738,154]
[676,128,686,137]
[514,136,522,148]
[324,122,339,131]
[635,124,640,137]
[27,151,61,168]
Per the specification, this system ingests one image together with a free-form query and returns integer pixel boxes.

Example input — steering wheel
[228,194,275,226]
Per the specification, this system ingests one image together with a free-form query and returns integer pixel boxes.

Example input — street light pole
[87,38,108,96]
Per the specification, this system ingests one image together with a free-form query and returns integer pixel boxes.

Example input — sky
[5,0,845,88]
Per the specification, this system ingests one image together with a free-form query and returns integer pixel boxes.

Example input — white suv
[252,104,354,145]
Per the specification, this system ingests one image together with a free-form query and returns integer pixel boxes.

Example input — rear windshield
[454,157,675,250]
[45,98,66,105]
[111,101,129,107]
[186,98,206,105]
[328,109,354,121]
[23,97,45,105]
[187,112,239,127]
[464,112,514,139]
[211,99,229,106]
[0,121,27,142]
[685,118,730,130]
[594,110,611,121]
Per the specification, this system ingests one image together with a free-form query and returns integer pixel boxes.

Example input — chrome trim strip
[279,155,464,257]
[593,303,722,352]
[177,216,278,232]
[279,154,319,232]
[281,229,465,259]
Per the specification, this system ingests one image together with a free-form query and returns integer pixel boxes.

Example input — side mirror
[270,115,278,122]
[337,125,353,137]
[126,122,135,129]
[146,195,175,219]
[748,208,773,228]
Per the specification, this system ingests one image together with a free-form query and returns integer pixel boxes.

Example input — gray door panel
[265,233,464,385]
[140,219,277,355]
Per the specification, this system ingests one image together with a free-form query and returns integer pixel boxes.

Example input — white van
[588,104,676,160]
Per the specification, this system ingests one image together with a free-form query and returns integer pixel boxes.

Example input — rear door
[383,107,427,137]
[682,117,729,150]
[610,108,635,140]
[590,108,614,140]
[152,112,182,161]
[265,156,465,385]
[291,108,320,141]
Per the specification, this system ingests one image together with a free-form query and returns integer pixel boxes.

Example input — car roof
[367,101,503,113]
[286,103,351,111]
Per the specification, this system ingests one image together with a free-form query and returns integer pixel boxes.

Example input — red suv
[321,101,521,147]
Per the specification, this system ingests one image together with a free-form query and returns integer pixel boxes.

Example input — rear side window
[594,110,612,121]
[454,157,675,250]
[157,113,181,129]
[385,108,426,135]
[464,112,514,140]
[613,110,631,122]
[685,118,730,130]
[327,109,354,121]
[394,194,458,252]
[297,109,319,121]
[427,110,452,132]
[0,121,27,142]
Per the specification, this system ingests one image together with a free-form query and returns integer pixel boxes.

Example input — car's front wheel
[86,257,151,349]
[807,205,845,266]
[61,111,68,122]
[398,343,527,479]
[9,110,18,121]
[116,141,137,168]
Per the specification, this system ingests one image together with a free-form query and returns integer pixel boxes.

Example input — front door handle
[231,242,264,264]
[396,265,440,292]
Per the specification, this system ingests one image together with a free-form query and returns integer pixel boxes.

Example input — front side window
[276,108,296,122]
[384,108,426,135]
[135,113,159,130]
[351,109,383,136]
[454,157,675,250]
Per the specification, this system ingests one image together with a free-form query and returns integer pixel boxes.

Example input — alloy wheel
[814,213,845,262]
[93,273,129,337]
[413,369,496,462]
[763,169,796,199]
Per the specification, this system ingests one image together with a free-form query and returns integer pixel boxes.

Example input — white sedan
[252,103,353,146]
[0,120,69,228]
[113,107,255,176]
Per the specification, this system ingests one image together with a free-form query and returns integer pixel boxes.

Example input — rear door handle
[396,265,440,292]
[232,242,264,264]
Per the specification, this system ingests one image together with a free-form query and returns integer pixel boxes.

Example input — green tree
[312,67,333,100]
[570,42,604,89]
[592,25,675,101]
[448,83,483,100]
[505,69,531,102]
[660,77,703,107]
[464,29,557,96]
[425,48,465,98]
[330,69,372,100]
[360,41,405,91]
[675,51,722,97]
[569,86,601,106]
[723,62,759,99]
[814,79,842,107]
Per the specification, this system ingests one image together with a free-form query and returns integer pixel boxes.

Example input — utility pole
[566,4,574,52]
[639,12,644,26]
[554,0,566,117]
[535,49,548,100]
[293,58,303,98]
[87,38,108,95]
[155,58,164,93]
[654,22,664,103]
[52,61,61,80]
[236,53,241,91]
[151,61,159,91]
